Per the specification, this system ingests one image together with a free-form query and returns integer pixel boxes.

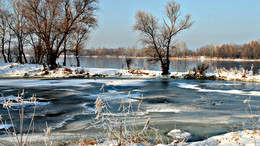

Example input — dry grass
[0,90,37,146]
[216,65,260,82]
[91,84,162,145]
[244,97,260,131]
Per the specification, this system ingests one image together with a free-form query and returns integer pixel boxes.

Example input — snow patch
[178,83,260,96]
[146,108,181,113]
[187,130,260,146]
[106,79,147,86]
[0,124,12,130]
[167,129,191,139]
[201,83,242,86]
[178,83,201,90]
[248,91,260,96]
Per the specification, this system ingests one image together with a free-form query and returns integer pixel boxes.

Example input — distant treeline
[79,47,145,57]
[78,40,260,59]
[195,40,260,59]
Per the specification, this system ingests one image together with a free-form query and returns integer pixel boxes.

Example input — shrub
[194,63,209,76]
[79,69,85,74]
[63,68,72,74]
[126,58,133,70]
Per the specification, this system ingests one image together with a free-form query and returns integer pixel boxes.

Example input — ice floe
[0,124,12,130]
[167,129,191,139]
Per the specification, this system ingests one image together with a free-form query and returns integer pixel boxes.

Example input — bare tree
[6,0,28,64]
[209,43,215,58]
[134,0,193,75]
[6,30,14,62]
[176,40,189,57]
[0,0,9,63]
[68,22,94,67]
[27,34,46,64]
[0,1,15,63]
[23,0,98,69]
[173,42,181,57]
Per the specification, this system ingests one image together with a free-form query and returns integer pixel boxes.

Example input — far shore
[169,57,260,62]
[65,55,260,62]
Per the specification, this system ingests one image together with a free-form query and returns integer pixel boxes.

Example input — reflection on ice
[143,103,202,114]
[89,92,142,101]
[93,79,147,86]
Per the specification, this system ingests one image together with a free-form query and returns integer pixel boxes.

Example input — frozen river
[0,78,259,142]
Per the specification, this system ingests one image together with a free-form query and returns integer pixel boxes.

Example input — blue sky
[87,0,260,50]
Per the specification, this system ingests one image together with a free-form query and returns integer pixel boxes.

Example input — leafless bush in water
[193,63,209,77]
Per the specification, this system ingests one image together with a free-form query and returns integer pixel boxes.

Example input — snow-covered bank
[187,130,260,146]
[0,130,259,145]
[161,130,260,145]
[0,63,179,78]
[0,63,259,82]
[0,63,43,78]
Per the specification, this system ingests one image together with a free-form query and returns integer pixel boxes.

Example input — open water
[58,57,260,74]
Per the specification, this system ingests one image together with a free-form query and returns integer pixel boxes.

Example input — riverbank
[0,63,259,82]
[0,130,259,145]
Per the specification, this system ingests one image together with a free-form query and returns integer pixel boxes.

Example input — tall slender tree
[0,0,8,62]
[68,22,93,67]
[7,0,28,64]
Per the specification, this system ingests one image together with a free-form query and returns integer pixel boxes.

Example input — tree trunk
[49,54,57,70]
[63,50,66,66]
[76,56,80,67]
[161,65,170,75]
[18,40,23,64]
[7,33,12,62]
[34,49,39,64]
[161,50,170,76]
[39,51,45,64]
[21,42,28,63]
[63,38,67,66]
[1,38,8,63]
[165,46,170,75]
[48,48,58,69]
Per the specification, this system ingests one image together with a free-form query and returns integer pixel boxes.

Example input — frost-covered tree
[134,0,193,75]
